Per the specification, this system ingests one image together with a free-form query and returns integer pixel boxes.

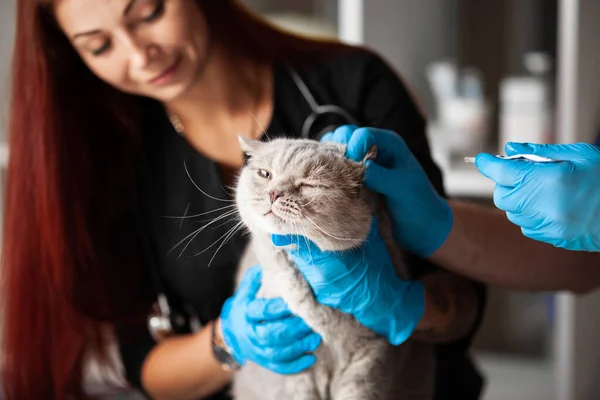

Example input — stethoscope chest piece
[147,311,173,342]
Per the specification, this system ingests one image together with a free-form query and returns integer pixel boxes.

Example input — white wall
[0,0,15,142]
[363,0,459,119]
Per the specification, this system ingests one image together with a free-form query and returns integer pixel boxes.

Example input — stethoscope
[146,66,360,342]
[286,66,360,139]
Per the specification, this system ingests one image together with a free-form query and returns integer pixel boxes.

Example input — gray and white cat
[231,136,435,400]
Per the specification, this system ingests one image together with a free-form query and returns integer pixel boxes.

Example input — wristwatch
[211,320,242,371]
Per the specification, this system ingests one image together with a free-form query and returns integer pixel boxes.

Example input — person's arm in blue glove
[327,126,600,293]
[272,219,476,346]
[475,142,600,251]
[218,265,321,374]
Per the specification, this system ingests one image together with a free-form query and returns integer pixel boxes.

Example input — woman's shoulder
[283,45,416,120]
[294,45,398,86]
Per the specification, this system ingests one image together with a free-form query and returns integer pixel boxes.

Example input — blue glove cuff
[352,277,426,346]
[219,298,246,366]
[420,197,454,257]
[387,281,426,345]
[400,191,454,258]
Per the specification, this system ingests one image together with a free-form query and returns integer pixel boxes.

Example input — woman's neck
[162,43,274,170]
[164,44,270,138]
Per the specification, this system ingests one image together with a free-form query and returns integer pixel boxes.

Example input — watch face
[213,345,241,371]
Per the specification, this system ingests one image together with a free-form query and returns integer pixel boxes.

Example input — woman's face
[54,0,210,101]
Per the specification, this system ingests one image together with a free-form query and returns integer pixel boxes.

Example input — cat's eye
[257,169,271,179]
[300,181,325,189]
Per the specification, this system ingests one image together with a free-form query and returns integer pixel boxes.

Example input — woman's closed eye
[91,41,111,56]
[138,0,165,23]
[83,1,166,57]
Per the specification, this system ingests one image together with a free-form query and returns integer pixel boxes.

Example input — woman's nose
[122,33,159,70]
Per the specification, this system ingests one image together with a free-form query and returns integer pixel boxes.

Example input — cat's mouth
[263,207,287,224]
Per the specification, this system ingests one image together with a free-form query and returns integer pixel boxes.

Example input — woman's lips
[148,56,182,86]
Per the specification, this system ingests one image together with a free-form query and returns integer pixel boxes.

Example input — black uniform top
[117,48,487,400]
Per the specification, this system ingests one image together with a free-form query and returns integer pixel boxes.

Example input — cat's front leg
[268,250,347,344]
[329,340,393,400]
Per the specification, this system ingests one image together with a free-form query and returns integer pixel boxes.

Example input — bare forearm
[141,320,232,400]
[412,271,479,343]
[430,200,600,293]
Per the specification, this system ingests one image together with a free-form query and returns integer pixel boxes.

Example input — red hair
[1,1,353,399]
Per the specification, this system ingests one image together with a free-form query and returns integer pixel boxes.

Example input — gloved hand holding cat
[321,125,454,257]
[269,125,453,346]
[272,218,425,346]
[219,265,322,374]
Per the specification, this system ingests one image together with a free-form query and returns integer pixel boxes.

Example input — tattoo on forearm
[411,271,479,344]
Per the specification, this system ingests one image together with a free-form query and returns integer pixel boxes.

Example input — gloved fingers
[236,264,263,300]
[253,332,321,363]
[320,131,333,142]
[348,128,412,168]
[320,125,359,144]
[520,227,557,247]
[331,125,360,145]
[246,297,293,322]
[362,160,399,198]
[271,233,325,259]
[505,211,539,231]
[492,184,522,213]
[259,354,318,375]
[251,316,314,347]
[345,127,377,163]
[505,142,599,161]
[475,153,533,187]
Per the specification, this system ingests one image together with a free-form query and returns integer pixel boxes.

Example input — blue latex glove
[272,219,425,346]
[219,265,322,374]
[321,125,453,257]
[475,142,600,252]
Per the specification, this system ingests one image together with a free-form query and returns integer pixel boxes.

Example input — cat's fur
[231,137,435,400]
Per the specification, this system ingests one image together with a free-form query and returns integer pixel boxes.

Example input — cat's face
[235,137,375,251]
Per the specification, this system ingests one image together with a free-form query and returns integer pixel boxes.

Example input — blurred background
[1,1,599,399]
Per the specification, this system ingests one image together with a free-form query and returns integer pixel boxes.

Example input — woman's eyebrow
[71,0,139,40]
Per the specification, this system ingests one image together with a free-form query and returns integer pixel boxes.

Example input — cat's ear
[238,135,263,155]
[362,145,378,163]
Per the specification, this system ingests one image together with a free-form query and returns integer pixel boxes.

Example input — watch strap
[211,320,241,371]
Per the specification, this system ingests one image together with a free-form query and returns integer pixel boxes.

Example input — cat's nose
[270,191,283,204]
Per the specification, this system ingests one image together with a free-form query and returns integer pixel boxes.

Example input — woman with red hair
[1,0,486,399]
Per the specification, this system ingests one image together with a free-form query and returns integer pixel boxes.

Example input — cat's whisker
[194,209,239,224]
[184,160,235,203]
[160,204,237,220]
[221,184,238,199]
[189,219,242,258]
[295,216,314,267]
[301,213,360,241]
[249,111,272,141]
[211,213,242,230]
[168,209,240,258]
[201,221,245,267]
[300,192,320,208]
